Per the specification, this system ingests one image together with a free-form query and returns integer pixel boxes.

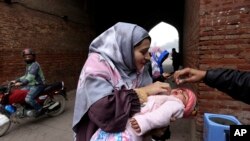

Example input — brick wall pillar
[184,0,250,140]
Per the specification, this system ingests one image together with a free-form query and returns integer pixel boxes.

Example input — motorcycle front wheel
[44,95,66,117]
[0,114,11,137]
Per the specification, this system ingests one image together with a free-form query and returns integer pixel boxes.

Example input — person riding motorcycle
[11,48,45,116]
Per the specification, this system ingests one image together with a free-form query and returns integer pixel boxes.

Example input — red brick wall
[183,0,200,68]
[0,2,95,91]
[185,0,250,140]
[183,0,202,140]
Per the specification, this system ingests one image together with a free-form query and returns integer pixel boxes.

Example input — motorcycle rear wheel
[0,116,11,137]
[44,95,66,117]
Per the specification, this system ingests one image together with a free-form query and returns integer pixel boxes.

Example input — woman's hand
[137,81,171,96]
[134,82,171,103]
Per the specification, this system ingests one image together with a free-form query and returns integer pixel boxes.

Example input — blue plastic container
[5,105,16,114]
[203,113,241,141]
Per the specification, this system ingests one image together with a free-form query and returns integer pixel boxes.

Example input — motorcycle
[0,81,67,137]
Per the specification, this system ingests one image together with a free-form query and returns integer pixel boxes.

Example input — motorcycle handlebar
[8,81,15,87]
[5,81,15,95]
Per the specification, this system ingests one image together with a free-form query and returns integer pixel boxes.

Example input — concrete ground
[0,90,194,141]
[167,118,195,141]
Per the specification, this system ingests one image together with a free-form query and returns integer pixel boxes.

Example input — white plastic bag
[0,113,9,126]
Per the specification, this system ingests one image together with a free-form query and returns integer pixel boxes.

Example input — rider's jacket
[204,68,250,104]
[16,61,45,86]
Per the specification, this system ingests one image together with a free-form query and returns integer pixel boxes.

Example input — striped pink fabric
[91,129,132,141]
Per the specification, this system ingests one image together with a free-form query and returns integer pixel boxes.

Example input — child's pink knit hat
[182,88,197,117]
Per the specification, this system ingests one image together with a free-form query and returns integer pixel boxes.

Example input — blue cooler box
[203,113,241,141]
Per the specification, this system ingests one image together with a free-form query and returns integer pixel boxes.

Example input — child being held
[91,86,197,141]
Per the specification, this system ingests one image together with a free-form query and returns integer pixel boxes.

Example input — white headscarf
[73,22,152,131]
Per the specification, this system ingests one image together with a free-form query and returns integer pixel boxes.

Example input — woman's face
[134,38,151,71]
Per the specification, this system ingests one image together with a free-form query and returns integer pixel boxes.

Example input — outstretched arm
[204,68,250,104]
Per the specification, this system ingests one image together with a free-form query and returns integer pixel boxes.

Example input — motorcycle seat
[43,82,63,93]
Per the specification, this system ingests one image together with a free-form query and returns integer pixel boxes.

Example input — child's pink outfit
[90,95,185,141]
[133,95,185,136]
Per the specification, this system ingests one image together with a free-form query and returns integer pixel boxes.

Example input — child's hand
[130,118,141,133]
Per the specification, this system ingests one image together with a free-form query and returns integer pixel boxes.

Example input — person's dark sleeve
[88,89,141,132]
[204,68,250,104]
